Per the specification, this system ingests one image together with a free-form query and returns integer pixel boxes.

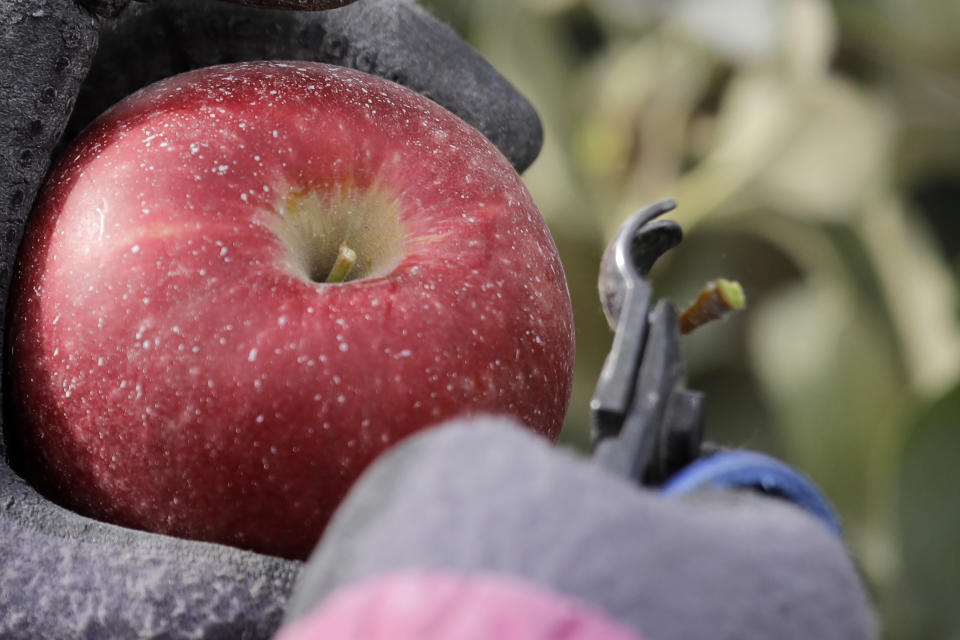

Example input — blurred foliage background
[418,0,959,637]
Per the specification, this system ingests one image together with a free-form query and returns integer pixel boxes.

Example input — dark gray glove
[0,1,542,638]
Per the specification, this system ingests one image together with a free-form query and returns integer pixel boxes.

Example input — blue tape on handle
[661,451,842,538]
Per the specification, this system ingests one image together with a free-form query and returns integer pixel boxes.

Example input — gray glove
[283,416,878,640]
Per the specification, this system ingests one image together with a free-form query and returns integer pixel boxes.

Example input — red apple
[5,61,574,559]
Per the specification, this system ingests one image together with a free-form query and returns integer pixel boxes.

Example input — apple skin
[5,61,574,559]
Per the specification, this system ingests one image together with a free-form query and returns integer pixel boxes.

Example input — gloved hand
[276,416,878,640]
[0,1,542,638]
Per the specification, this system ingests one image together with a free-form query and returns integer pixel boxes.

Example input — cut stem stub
[325,243,358,283]
[679,279,746,334]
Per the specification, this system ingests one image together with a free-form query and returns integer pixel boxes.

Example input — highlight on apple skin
[4,61,575,559]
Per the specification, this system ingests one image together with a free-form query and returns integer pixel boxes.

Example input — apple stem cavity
[325,242,358,283]
[678,279,746,334]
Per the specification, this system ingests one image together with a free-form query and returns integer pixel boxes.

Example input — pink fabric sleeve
[273,570,645,640]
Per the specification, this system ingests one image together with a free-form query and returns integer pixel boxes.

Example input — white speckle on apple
[248,348,258,362]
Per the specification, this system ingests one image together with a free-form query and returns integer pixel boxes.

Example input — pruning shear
[590,199,842,536]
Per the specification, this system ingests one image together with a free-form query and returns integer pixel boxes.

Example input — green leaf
[896,385,960,639]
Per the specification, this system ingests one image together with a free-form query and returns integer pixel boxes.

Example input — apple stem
[678,279,746,334]
[325,243,358,283]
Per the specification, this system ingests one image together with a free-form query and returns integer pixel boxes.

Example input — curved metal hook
[597,199,681,330]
